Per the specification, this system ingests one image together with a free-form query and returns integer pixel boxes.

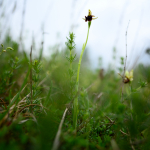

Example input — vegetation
[0,11,150,150]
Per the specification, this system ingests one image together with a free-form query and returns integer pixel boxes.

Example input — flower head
[124,70,133,83]
[118,69,133,84]
[83,9,98,22]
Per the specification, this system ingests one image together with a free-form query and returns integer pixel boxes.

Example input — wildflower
[124,70,133,83]
[82,9,98,22]
[118,70,133,84]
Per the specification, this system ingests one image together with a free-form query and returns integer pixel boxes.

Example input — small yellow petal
[82,18,85,20]
[125,71,129,77]
[129,70,133,80]
[125,70,133,81]
[88,9,92,16]
[92,17,98,20]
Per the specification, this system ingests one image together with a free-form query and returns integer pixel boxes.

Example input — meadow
[0,7,150,150]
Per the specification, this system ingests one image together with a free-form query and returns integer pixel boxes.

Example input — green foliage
[0,34,150,150]
[0,43,13,55]
[65,32,76,92]
[65,32,76,52]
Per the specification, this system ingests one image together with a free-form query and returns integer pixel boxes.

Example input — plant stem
[30,45,33,113]
[76,26,90,88]
[70,50,72,70]
[73,23,91,130]
[52,108,68,150]
[69,43,73,100]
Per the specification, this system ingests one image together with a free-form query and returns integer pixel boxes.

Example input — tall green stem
[70,46,73,98]
[76,27,90,85]
[70,50,72,70]
[73,22,91,130]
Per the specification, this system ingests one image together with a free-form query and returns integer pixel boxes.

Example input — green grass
[0,34,150,150]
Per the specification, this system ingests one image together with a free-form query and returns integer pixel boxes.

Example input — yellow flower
[83,9,98,22]
[118,69,133,84]
[123,70,133,83]
[125,70,133,81]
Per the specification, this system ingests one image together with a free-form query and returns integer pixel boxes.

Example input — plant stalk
[73,22,91,130]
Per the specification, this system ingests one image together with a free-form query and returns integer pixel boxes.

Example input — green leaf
[6,47,14,50]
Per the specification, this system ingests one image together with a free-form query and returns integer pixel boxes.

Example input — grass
[0,28,150,150]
